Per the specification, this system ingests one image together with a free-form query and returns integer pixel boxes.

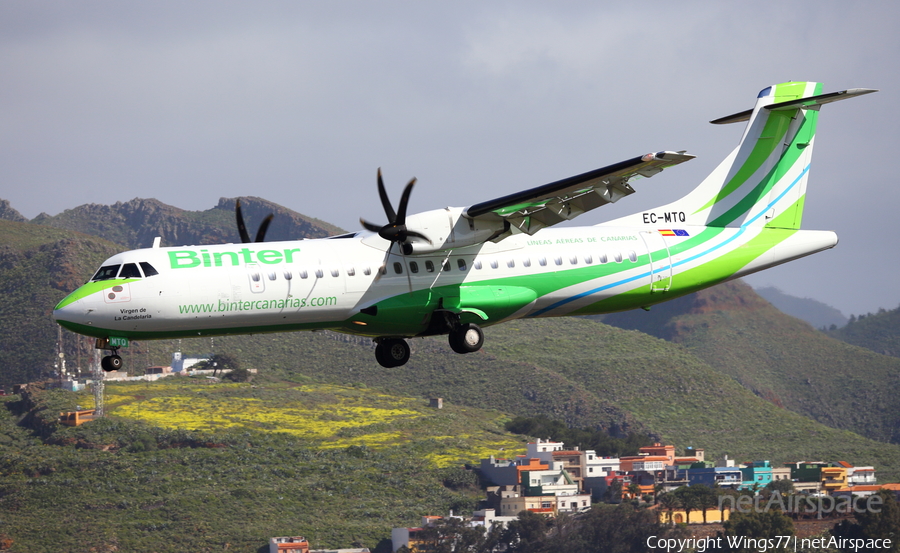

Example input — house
[656,505,731,525]
[551,449,585,490]
[392,510,516,552]
[480,456,549,486]
[685,467,743,489]
[269,537,309,553]
[739,461,773,490]
[525,438,565,465]
[821,466,849,492]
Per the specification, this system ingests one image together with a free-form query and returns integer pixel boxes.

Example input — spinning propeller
[360,169,431,254]
[235,199,274,243]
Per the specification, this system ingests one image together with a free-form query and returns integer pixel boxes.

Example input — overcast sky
[1,2,896,316]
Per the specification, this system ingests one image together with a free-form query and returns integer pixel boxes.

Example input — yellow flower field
[98,380,525,467]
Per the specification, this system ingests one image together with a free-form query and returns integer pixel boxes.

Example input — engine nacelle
[400,207,508,254]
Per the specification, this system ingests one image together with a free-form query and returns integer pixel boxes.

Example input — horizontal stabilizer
[711,87,878,124]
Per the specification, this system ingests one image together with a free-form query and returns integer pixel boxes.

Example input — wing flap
[464,151,694,235]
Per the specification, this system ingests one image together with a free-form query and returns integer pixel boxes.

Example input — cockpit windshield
[90,261,160,281]
[92,265,121,281]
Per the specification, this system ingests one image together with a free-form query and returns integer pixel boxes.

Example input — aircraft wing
[463,151,694,235]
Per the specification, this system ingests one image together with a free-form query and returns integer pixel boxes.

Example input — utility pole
[91,349,104,417]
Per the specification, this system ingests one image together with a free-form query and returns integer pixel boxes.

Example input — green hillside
[602,280,900,444]
[157,317,900,482]
[0,380,522,552]
[0,220,121,386]
[827,305,900,358]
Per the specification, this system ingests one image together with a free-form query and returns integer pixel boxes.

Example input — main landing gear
[372,323,485,368]
[374,338,410,368]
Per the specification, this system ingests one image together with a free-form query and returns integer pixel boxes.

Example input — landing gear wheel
[375,338,410,368]
[101,354,122,372]
[449,323,484,354]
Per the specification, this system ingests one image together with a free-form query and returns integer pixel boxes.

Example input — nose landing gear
[95,338,124,372]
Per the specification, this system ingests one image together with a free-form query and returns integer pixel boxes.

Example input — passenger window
[443,261,451,272]
[599,253,608,264]
[425,260,435,273]
[614,252,623,263]
[584,255,593,264]
[315,269,324,278]
[554,257,563,266]
[457,259,467,271]
[268,272,277,281]
[490,259,499,269]
[284,271,293,280]
[538,257,547,267]
[474,260,483,270]
[330,268,339,277]
[393,262,403,274]
[507,259,515,268]
[92,265,121,281]
[139,262,159,277]
[523,258,531,267]
[251,272,261,282]
[363,267,371,276]
[299,270,309,279]
[569,256,578,265]
[410,261,419,274]
[347,267,356,276]
[118,263,142,279]
[628,250,638,262]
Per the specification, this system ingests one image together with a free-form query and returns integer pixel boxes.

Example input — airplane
[52,82,875,370]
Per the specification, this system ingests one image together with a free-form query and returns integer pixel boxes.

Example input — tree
[692,485,717,524]
[766,479,794,495]
[674,486,700,523]
[658,493,680,526]
[605,478,623,504]
[627,482,642,502]
[721,509,794,552]
[832,490,900,553]
[201,353,240,378]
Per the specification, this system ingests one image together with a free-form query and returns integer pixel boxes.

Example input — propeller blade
[255,214,274,243]
[377,169,396,223]
[360,218,384,233]
[236,199,251,244]
[395,178,417,225]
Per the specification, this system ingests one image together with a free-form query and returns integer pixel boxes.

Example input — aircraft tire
[102,355,123,372]
[449,323,484,354]
[376,339,410,368]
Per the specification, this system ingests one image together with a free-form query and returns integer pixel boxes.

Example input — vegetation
[504,415,653,457]
[400,504,683,553]
[0,380,525,552]
[827,304,900,360]
[603,279,900,444]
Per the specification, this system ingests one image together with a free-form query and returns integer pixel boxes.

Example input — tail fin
[612,82,876,229]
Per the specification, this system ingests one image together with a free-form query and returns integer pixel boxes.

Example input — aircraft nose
[53,289,90,328]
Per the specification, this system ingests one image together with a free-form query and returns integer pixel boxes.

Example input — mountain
[827,305,900,358]
[152,317,900,482]
[602,280,900,444]
[0,220,121,386]
[0,196,344,387]
[0,199,27,222]
[29,196,344,250]
[754,285,848,329]
[3,196,900,480]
